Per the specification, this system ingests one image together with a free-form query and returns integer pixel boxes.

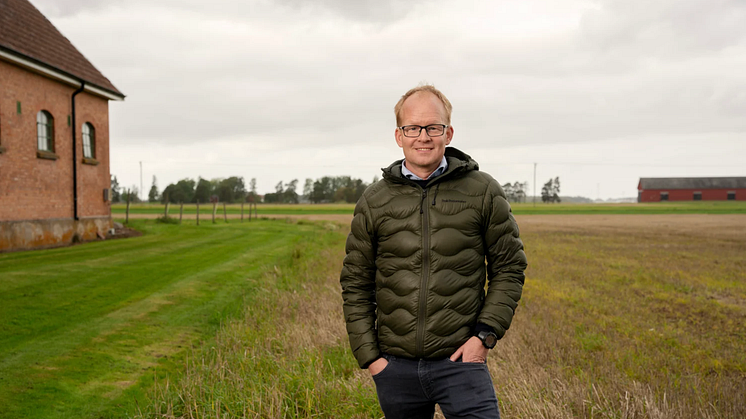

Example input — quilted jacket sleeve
[478,178,528,339]
[340,195,380,368]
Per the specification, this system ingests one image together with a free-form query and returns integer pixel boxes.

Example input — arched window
[82,122,95,158]
[37,111,54,152]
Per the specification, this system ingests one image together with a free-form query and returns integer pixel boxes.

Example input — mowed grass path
[0,219,327,419]
[111,201,746,216]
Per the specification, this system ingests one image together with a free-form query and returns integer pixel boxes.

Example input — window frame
[82,122,95,159]
[37,110,55,152]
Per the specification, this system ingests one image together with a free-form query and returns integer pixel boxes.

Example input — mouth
[414,148,433,151]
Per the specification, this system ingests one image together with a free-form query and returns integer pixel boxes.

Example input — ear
[395,127,404,148]
[445,125,454,146]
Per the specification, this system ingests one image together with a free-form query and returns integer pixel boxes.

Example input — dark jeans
[372,354,500,419]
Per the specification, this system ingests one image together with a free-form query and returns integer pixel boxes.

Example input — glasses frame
[398,124,449,138]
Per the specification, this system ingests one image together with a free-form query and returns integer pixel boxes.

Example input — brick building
[637,177,746,202]
[0,0,125,251]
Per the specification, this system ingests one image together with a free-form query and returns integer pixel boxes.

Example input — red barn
[0,0,125,251]
[637,177,746,202]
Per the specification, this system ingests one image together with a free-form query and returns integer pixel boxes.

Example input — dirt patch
[515,214,746,241]
[106,224,143,240]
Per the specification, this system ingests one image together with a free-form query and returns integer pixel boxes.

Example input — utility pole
[139,161,143,202]
[533,163,537,207]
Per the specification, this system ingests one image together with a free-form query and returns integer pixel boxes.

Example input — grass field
[0,219,339,418]
[2,215,744,418]
[111,201,746,216]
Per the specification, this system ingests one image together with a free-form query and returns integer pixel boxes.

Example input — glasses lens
[403,126,421,137]
[426,125,445,136]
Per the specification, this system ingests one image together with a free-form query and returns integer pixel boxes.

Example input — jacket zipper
[416,187,429,357]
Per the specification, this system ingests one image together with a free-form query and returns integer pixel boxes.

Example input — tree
[148,176,159,203]
[502,181,528,203]
[262,181,285,203]
[310,177,332,203]
[110,175,121,203]
[303,178,313,198]
[161,178,196,203]
[122,185,141,203]
[309,175,369,203]
[216,176,246,203]
[247,178,258,203]
[194,177,213,203]
[284,179,299,204]
[541,177,561,203]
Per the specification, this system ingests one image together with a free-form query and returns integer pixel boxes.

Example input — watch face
[485,334,498,348]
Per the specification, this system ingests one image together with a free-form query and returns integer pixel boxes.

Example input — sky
[31,0,746,199]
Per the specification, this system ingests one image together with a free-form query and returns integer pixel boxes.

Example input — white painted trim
[0,48,125,101]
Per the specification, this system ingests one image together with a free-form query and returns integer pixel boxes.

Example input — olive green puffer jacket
[340,147,527,369]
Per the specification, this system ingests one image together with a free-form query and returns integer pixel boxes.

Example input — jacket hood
[381,147,479,183]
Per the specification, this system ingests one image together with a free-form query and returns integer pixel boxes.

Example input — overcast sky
[32,0,746,199]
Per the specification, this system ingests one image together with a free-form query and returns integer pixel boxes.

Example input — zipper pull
[420,190,428,214]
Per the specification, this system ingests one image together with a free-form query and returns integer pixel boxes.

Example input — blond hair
[394,84,453,126]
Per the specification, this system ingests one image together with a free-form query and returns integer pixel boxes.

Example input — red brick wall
[638,188,745,202]
[0,59,111,221]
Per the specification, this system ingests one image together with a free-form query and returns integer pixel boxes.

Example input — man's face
[395,92,454,178]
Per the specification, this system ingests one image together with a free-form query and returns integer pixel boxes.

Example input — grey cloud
[579,0,746,59]
[43,0,746,155]
[30,0,123,17]
[275,0,431,23]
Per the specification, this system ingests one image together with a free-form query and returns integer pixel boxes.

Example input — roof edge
[0,46,125,101]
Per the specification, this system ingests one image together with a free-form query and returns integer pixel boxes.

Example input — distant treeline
[110,175,564,204]
[110,175,377,204]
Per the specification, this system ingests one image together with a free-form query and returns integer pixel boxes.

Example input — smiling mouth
[415,148,432,151]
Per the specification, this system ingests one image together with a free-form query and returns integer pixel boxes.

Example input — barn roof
[0,0,124,100]
[638,177,746,190]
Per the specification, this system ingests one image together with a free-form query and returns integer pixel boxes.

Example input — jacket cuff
[473,322,495,337]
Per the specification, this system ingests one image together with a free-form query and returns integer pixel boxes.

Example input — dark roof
[639,177,746,190]
[0,0,123,98]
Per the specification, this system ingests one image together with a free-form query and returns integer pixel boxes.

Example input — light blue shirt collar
[402,156,448,181]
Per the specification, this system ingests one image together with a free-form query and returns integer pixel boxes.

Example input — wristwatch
[477,330,498,349]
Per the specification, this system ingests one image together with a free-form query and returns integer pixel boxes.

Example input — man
[340,85,527,419]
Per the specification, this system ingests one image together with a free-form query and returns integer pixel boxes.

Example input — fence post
[125,189,130,224]
[241,202,244,223]
[212,202,217,224]
[223,203,228,223]
[179,202,183,224]
[163,193,170,219]
[196,201,200,226]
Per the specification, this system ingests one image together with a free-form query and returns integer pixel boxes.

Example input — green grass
[0,219,335,419]
[111,201,746,216]
[111,203,354,215]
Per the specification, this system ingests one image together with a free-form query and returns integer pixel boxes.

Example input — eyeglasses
[398,124,449,138]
